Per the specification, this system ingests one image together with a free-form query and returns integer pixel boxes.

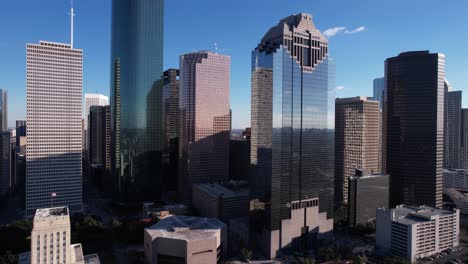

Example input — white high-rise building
[26,41,83,216]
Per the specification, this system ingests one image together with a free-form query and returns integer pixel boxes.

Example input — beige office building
[144,215,227,264]
[335,96,379,205]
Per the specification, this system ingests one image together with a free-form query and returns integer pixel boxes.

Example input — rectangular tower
[335,97,379,205]
[26,41,83,216]
[0,89,7,131]
[0,131,10,196]
[84,94,108,151]
[444,86,462,169]
[179,52,231,202]
[461,109,468,169]
[385,51,444,208]
[251,13,334,258]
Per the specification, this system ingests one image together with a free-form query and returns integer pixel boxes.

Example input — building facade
[444,87,462,169]
[144,215,227,264]
[26,41,83,216]
[16,120,26,149]
[88,105,111,170]
[348,169,389,226]
[84,94,108,151]
[371,78,385,173]
[0,89,7,131]
[461,109,468,169]
[335,97,379,205]
[250,13,335,258]
[0,131,10,196]
[162,69,180,193]
[192,181,250,223]
[376,205,459,263]
[179,52,231,202]
[110,0,164,202]
[385,51,445,209]
[443,169,468,190]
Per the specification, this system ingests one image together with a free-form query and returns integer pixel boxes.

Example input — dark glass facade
[110,0,164,202]
[251,13,334,257]
[444,86,461,169]
[385,51,444,208]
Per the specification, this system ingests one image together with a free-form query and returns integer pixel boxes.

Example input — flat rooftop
[193,181,249,199]
[35,206,69,218]
[145,215,225,242]
[391,205,457,225]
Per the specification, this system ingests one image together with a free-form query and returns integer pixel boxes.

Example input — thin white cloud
[345,26,366,34]
[336,85,345,91]
[323,27,346,38]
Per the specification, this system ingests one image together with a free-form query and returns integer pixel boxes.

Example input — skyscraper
[250,13,334,258]
[0,131,10,196]
[84,94,108,151]
[162,69,180,193]
[89,105,111,170]
[110,0,164,202]
[371,77,385,173]
[461,109,468,169]
[371,77,385,110]
[26,41,83,216]
[0,89,7,131]
[16,120,26,149]
[335,97,379,206]
[385,51,444,209]
[179,51,231,202]
[444,82,461,169]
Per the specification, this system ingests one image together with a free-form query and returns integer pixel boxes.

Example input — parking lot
[418,245,468,264]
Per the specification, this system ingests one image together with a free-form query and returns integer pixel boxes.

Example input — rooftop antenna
[69,0,75,48]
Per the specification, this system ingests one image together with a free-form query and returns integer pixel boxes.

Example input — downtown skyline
[1,0,468,129]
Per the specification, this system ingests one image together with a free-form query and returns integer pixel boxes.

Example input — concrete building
[0,131,10,196]
[162,69,180,193]
[376,205,459,263]
[179,52,231,202]
[386,51,445,208]
[348,169,389,226]
[250,13,335,258]
[26,41,83,216]
[444,84,462,169]
[444,188,468,215]
[335,97,380,205]
[0,89,7,131]
[443,169,468,190]
[24,207,100,264]
[144,215,227,264]
[192,181,250,223]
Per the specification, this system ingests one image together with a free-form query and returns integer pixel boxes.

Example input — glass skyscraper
[385,51,444,209]
[110,0,164,202]
[250,13,334,258]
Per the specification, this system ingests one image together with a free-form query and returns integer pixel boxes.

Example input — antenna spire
[70,0,75,48]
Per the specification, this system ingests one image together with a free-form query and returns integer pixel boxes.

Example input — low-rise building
[376,205,459,263]
[348,169,389,226]
[144,215,227,264]
[192,181,250,223]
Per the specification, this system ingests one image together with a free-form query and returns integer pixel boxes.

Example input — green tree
[334,206,348,226]
[239,248,252,262]
[0,219,33,254]
[354,254,368,264]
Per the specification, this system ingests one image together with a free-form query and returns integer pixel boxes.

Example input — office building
[0,131,10,196]
[16,120,26,149]
[162,69,180,192]
[21,207,100,264]
[110,0,164,202]
[179,51,231,202]
[335,97,379,205]
[88,105,111,191]
[26,40,83,216]
[250,13,334,258]
[385,51,444,208]
[443,169,468,190]
[371,78,385,173]
[444,188,468,215]
[229,139,250,181]
[376,205,459,262]
[348,169,389,226]
[84,94,108,151]
[461,109,468,169]
[371,77,385,110]
[192,181,250,223]
[0,89,7,131]
[444,84,462,169]
[144,215,227,264]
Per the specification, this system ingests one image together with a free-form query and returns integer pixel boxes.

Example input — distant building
[444,84,462,169]
[192,181,250,223]
[443,169,468,190]
[371,78,385,173]
[23,207,100,264]
[335,97,379,205]
[179,52,231,202]
[376,205,459,262]
[26,41,83,216]
[444,188,468,215]
[461,109,468,169]
[142,202,189,218]
[0,131,10,196]
[348,169,389,226]
[16,120,26,148]
[0,89,7,131]
[386,51,445,208]
[88,105,111,191]
[84,94,108,151]
[144,215,227,264]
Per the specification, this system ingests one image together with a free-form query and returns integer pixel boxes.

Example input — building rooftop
[193,181,250,199]
[35,206,69,218]
[389,205,457,225]
[145,215,225,242]
[336,96,379,104]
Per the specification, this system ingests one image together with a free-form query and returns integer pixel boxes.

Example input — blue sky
[0,0,467,128]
